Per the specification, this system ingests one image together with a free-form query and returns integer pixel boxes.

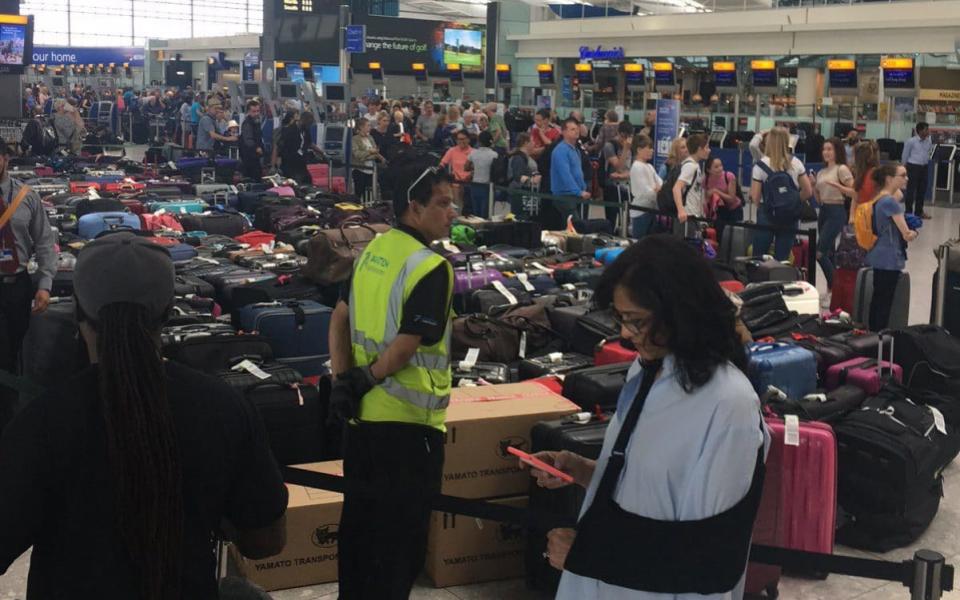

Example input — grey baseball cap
[74,232,175,322]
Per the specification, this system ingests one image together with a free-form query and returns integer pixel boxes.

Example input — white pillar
[796,67,818,119]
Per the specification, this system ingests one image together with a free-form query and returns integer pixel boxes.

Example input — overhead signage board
[345,24,366,53]
[574,62,595,87]
[828,59,858,95]
[578,45,625,60]
[33,45,143,67]
[624,63,644,90]
[654,98,680,172]
[751,59,778,93]
[495,63,512,86]
[653,62,675,90]
[713,61,738,92]
[881,57,916,97]
[537,63,555,87]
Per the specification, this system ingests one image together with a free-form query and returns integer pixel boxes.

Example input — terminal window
[283,0,313,11]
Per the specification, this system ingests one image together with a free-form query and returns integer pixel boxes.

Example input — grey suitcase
[931,237,960,336]
[853,267,910,329]
[718,223,751,264]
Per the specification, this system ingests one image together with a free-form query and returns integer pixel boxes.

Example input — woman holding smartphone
[813,138,856,294]
[523,235,769,600]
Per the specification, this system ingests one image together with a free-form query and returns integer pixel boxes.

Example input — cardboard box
[231,461,343,592]
[425,496,528,587]
[443,383,579,498]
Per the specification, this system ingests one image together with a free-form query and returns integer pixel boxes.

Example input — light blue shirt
[902,134,932,166]
[550,141,586,197]
[866,195,907,271]
[557,355,770,600]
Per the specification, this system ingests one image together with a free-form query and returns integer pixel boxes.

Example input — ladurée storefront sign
[579,45,626,60]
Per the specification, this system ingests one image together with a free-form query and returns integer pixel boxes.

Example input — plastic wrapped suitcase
[237,300,332,377]
[747,342,818,401]
[517,352,594,380]
[748,416,837,596]
[527,415,609,593]
[824,335,902,396]
[852,267,910,329]
[77,211,142,239]
[560,362,631,411]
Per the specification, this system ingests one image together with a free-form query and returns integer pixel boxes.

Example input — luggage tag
[515,273,535,293]
[458,348,481,372]
[545,352,564,363]
[929,406,947,436]
[491,280,518,305]
[231,359,273,380]
[784,414,801,447]
[519,332,527,359]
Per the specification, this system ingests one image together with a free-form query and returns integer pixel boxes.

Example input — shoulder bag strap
[0,185,31,231]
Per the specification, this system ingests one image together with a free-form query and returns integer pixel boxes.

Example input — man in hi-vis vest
[328,167,456,599]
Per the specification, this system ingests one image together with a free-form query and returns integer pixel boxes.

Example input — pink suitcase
[824,334,902,395]
[747,416,837,597]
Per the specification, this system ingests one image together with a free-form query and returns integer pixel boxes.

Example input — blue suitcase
[238,300,332,376]
[168,243,199,262]
[77,211,142,239]
[747,342,818,401]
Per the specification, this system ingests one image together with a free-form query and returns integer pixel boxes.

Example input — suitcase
[174,273,216,298]
[453,265,506,295]
[503,273,556,297]
[594,246,625,265]
[766,385,867,424]
[160,322,237,346]
[570,309,620,357]
[748,416,837,594]
[485,244,531,259]
[546,304,590,343]
[74,198,126,218]
[468,285,533,315]
[179,213,249,237]
[746,281,820,316]
[853,267,910,329]
[720,280,745,294]
[121,199,145,215]
[451,361,511,386]
[517,352,594,380]
[824,335,902,396]
[527,415,609,593]
[229,275,329,317]
[77,212,142,239]
[594,339,637,366]
[560,362,631,411]
[146,200,207,215]
[718,224,751,264]
[747,342,818,401]
[829,329,881,358]
[307,162,329,187]
[70,181,100,193]
[930,240,960,336]
[21,298,87,382]
[532,375,565,395]
[553,266,604,290]
[735,257,800,284]
[776,333,856,377]
[891,325,960,397]
[168,296,221,326]
[237,300,333,377]
[140,213,185,233]
[168,243,199,262]
[164,334,274,373]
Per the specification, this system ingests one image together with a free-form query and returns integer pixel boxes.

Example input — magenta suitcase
[747,416,837,596]
[453,267,505,294]
[824,335,902,396]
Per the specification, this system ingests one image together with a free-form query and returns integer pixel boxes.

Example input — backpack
[39,122,58,155]
[757,161,802,226]
[656,160,694,215]
[490,152,510,187]
[853,196,880,251]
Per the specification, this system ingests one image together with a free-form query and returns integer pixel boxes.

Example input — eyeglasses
[407,166,440,205]
[610,310,653,335]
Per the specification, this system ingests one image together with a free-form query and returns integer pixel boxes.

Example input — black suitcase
[570,309,619,356]
[160,322,237,346]
[168,296,219,326]
[74,197,126,218]
[229,275,328,320]
[518,352,594,380]
[527,416,609,593]
[21,298,88,383]
[179,212,249,237]
[164,334,273,373]
[545,304,590,343]
[734,257,800,283]
[561,362,631,411]
[468,287,533,315]
[830,330,882,358]
[777,333,856,377]
[553,266,604,290]
[766,384,867,423]
[451,361,511,386]
[174,273,216,298]
[472,221,516,247]
[890,325,960,400]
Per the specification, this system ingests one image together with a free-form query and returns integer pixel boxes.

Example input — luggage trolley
[931,144,957,206]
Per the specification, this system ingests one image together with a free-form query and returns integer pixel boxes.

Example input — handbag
[303,222,391,285]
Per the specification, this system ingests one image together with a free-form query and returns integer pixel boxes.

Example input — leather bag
[303,222,391,285]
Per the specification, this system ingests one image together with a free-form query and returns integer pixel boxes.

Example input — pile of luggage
[18,149,960,595]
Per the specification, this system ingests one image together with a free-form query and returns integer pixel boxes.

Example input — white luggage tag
[458,348,481,372]
[784,414,801,447]
[519,332,527,359]
[491,280,518,305]
[231,359,272,380]
[930,406,948,436]
[515,273,536,292]
[546,352,564,363]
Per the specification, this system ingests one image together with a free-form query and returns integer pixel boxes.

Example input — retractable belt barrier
[491,186,819,286]
[284,466,953,599]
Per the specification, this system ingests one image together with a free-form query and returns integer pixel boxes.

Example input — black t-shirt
[340,224,451,346]
[0,361,288,599]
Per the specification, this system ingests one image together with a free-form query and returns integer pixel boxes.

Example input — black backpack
[490,152,510,187]
[656,160,693,215]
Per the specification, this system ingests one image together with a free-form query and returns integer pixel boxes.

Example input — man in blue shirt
[549,118,591,230]
[902,122,933,219]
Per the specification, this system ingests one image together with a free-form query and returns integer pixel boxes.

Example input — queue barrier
[491,185,819,286]
[284,466,953,600]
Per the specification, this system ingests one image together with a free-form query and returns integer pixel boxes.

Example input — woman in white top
[749,127,813,261]
[628,134,661,239]
[813,137,856,294]
[524,235,768,600]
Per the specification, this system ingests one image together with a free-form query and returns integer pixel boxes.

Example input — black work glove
[327,366,379,425]
[340,365,379,399]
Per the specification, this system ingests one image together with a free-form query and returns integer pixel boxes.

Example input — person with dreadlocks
[0,232,288,599]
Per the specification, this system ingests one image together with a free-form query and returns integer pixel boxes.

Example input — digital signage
[828,59,858,92]
[352,16,485,75]
[0,14,33,70]
[713,61,737,89]
[537,63,555,86]
[624,63,644,88]
[574,62,594,86]
[882,57,915,90]
[653,62,675,87]
[751,59,778,91]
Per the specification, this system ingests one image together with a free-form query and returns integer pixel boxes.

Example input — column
[796,67,818,119]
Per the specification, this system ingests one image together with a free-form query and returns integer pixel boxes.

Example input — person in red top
[440,129,474,209]
[529,108,561,159]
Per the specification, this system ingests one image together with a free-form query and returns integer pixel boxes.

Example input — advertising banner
[32,45,144,67]
[654,98,680,173]
[352,16,484,75]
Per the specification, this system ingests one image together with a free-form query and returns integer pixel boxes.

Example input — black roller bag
[834,385,954,552]
[561,362,631,411]
[891,325,960,400]
[175,273,216,298]
[179,212,249,237]
[553,266,604,290]
[765,385,867,423]
[830,329,882,358]
[468,286,533,315]
[527,415,609,593]
[217,363,329,465]
[570,309,620,356]
[451,361,511,386]
[21,298,88,383]
[518,352,594,380]
[164,334,273,373]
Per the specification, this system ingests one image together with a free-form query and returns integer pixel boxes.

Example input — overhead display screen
[443,28,482,68]
[537,64,555,86]
[352,16,485,74]
[0,14,32,67]
[574,63,594,86]
[828,59,858,91]
[624,64,644,87]
[713,62,737,88]
[751,60,778,89]
[653,63,674,87]
[882,57,915,90]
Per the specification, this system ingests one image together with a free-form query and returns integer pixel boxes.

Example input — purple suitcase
[453,266,505,294]
[825,334,902,396]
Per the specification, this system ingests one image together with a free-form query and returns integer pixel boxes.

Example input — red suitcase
[831,267,857,314]
[747,416,837,596]
[532,375,564,396]
[594,340,637,366]
[70,181,99,193]
[121,199,145,215]
[308,163,329,187]
[720,280,745,294]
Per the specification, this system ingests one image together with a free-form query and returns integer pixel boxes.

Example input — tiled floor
[2,167,959,598]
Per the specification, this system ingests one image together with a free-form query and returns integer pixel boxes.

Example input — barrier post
[488,182,495,219]
[912,550,946,600]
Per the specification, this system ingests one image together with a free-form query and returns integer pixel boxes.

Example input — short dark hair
[916,122,929,134]
[631,133,653,153]
[617,121,634,137]
[594,234,747,392]
[478,131,493,147]
[515,132,531,148]
[605,109,619,122]
[245,99,260,112]
[397,167,452,218]
[455,129,470,139]
[562,117,580,131]
[686,133,707,155]
[536,108,551,120]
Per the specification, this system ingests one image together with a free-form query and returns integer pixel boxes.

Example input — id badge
[0,249,14,263]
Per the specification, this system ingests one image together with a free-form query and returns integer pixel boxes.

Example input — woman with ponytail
[0,232,288,599]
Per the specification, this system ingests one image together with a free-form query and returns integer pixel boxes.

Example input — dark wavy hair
[594,234,747,392]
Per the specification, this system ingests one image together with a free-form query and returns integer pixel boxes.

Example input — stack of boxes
[231,382,580,591]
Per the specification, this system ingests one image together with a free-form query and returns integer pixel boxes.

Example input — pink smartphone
[507,446,575,483]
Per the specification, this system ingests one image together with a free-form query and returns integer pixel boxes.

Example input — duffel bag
[180,212,249,237]
[303,222,391,286]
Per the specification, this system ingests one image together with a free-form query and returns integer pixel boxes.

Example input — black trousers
[0,272,34,432]
[869,269,901,332]
[240,154,262,181]
[904,163,929,216]
[338,421,444,600]
[353,171,373,201]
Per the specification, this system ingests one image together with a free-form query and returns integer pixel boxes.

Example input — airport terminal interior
[2,0,960,598]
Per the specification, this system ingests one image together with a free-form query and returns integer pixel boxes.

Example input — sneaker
[921,212,933,220]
